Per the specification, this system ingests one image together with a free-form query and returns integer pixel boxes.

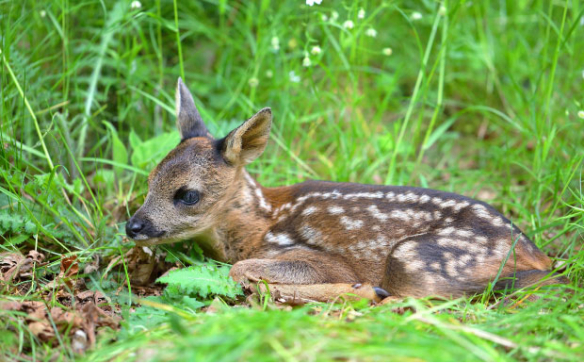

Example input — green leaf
[103,121,129,178]
[131,131,180,170]
[129,129,142,150]
[157,263,242,299]
[422,116,457,151]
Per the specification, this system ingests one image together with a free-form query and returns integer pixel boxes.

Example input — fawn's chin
[132,231,197,247]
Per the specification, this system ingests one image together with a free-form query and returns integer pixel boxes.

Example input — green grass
[1,0,583,361]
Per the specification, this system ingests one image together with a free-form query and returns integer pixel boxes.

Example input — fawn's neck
[209,170,283,262]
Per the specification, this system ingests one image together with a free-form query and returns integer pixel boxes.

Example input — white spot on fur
[393,242,417,259]
[454,201,470,212]
[455,229,474,238]
[472,204,492,219]
[492,217,504,226]
[298,225,323,245]
[419,195,430,203]
[367,205,389,222]
[340,216,364,230]
[390,210,410,221]
[372,225,381,232]
[343,191,384,200]
[264,232,294,246]
[328,205,345,215]
[475,236,488,244]
[444,217,454,224]
[244,172,272,212]
[433,210,442,220]
[440,200,457,209]
[445,260,458,277]
[432,197,443,205]
[302,206,318,216]
[386,192,396,201]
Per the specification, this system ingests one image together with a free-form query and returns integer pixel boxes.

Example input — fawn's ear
[222,108,272,165]
[175,77,209,140]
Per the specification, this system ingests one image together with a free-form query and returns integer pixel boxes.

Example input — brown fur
[125,79,567,303]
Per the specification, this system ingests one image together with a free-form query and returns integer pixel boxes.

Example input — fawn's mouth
[130,230,166,243]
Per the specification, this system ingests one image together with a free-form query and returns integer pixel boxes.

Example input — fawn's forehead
[148,137,218,185]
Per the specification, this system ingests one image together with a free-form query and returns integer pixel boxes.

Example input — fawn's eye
[175,189,200,206]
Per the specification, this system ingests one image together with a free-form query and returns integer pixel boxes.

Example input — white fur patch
[340,216,364,230]
[328,205,345,215]
[455,229,474,238]
[440,200,457,209]
[367,205,389,222]
[453,201,470,212]
[491,217,504,226]
[393,242,417,259]
[390,210,410,221]
[302,206,319,216]
[244,172,272,212]
[343,191,384,200]
[264,232,294,246]
[472,204,492,219]
[419,195,431,203]
[298,225,323,245]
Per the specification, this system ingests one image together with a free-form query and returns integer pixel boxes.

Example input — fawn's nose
[126,218,145,238]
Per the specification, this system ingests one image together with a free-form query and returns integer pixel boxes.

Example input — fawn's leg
[229,250,389,303]
[380,234,564,298]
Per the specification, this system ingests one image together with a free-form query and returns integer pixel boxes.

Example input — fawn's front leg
[229,250,389,303]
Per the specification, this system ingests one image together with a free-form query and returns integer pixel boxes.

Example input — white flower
[382,48,393,56]
[358,9,366,19]
[306,0,322,6]
[271,36,280,51]
[578,110,584,119]
[411,12,422,20]
[366,28,377,38]
[289,71,301,83]
[248,78,259,88]
[439,5,447,16]
[343,20,354,29]
[321,14,328,21]
[311,46,322,55]
[266,70,273,78]
[130,1,142,10]
[331,11,339,21]
[39,10,46,18]
[303,57,311,67]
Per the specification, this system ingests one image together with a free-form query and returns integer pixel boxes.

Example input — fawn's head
[126,78,271,245]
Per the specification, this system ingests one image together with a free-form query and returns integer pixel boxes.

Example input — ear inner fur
[223,108,272,165]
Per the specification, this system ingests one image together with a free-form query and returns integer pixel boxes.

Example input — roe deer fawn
[126,78,566,303]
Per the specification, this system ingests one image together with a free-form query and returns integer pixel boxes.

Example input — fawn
[126,78,565,303]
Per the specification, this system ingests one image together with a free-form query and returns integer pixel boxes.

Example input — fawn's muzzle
[125,216,163,240]
[126,218,146,238]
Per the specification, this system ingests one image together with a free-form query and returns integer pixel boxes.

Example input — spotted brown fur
[126,79,566,303]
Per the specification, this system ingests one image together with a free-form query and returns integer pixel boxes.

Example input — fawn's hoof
[373,287,391,299]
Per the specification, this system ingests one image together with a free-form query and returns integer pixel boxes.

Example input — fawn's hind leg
[229,250,388,303]
[380,235,563,298]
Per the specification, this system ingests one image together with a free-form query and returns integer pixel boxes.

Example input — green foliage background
[1,0,583,361]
